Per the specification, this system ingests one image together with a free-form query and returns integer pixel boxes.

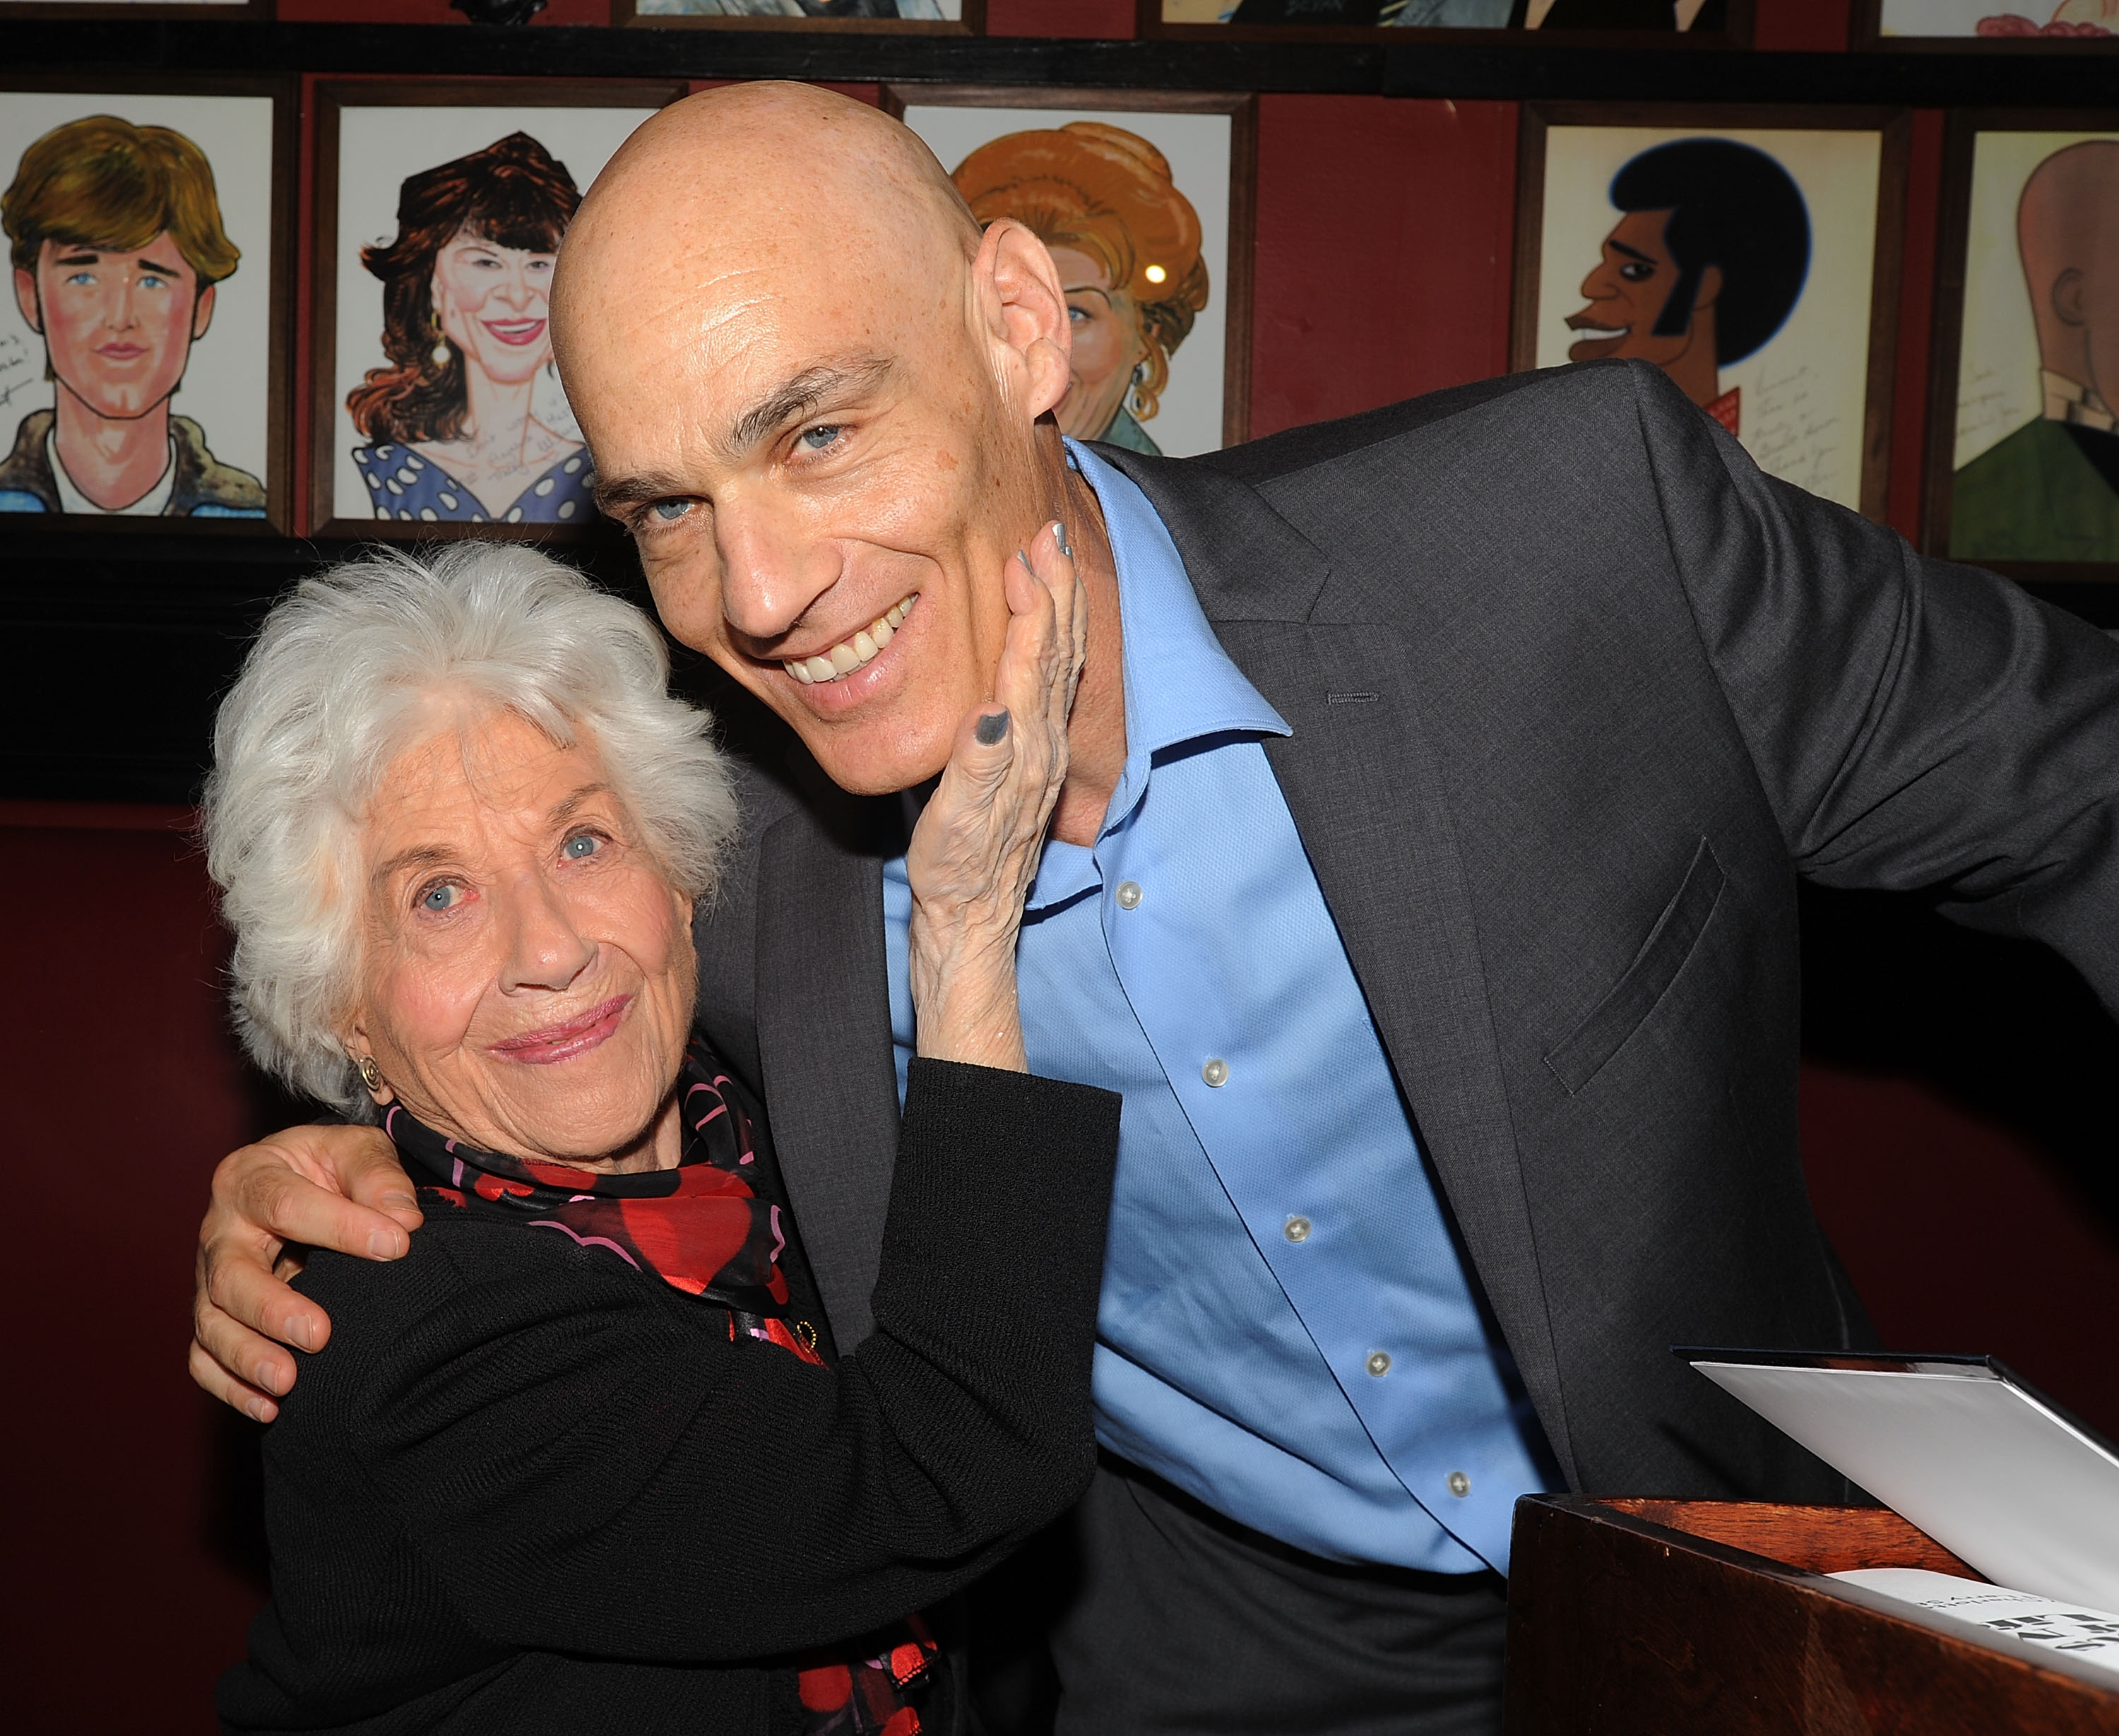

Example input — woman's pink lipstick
[489,994,631,1066]
[482,317,547,347]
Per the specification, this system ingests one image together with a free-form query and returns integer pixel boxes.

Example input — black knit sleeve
[279,1059,1119,1665]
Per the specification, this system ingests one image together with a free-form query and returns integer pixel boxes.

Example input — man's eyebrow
[725,355,893,456]
[137,256,185,278]
[54,251,101,266]
[593,468,694,517]
[1610,240,1656,264]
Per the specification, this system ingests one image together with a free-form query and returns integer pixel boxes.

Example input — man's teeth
[1574,324,1631,340]
[783,594,917,685]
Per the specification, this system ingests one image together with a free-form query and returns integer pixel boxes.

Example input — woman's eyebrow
[372,843,453,887]
[550,784,615,828]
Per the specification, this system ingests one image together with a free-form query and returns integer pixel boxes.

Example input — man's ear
[2052,267,2088,328]
[13,266,41,335]
[975,218,1071,422]
[191,280,216,342]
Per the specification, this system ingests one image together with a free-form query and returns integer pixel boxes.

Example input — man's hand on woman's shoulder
[191,1124,422,1422]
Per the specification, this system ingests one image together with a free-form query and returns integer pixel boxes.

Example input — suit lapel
[752,794,902,1352]
[1102,445,1578,1481]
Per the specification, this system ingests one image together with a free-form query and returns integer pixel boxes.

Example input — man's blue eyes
[62,270,170,289]
[643,427,841,523]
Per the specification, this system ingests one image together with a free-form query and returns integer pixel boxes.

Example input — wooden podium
[1504,1496,2119,1734]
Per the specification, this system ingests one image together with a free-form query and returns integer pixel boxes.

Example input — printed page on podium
[1680,1350,2119,1612]
[1829,1567,2119,1677]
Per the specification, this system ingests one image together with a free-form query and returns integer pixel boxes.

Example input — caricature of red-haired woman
[952,122,1209,456]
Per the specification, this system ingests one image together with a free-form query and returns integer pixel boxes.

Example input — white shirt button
[1447,1470,1471,1498]
[1115,880,1143,910]
[1366,1350,1391,1377]
[1283,1215,1312,1243]
[1201,1057,1229,1088]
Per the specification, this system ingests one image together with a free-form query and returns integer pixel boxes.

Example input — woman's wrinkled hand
[906,520,1086,1072]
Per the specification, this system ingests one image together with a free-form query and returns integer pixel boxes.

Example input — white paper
[1832,1568,2119,1677]
[1693,1360,2119,1612]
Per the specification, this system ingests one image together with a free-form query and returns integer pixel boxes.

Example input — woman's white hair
[202,543,736,1119]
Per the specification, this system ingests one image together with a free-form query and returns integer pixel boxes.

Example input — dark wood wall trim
[7,21,2119,107]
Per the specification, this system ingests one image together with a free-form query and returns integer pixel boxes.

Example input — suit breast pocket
[1543,836,1726,1097]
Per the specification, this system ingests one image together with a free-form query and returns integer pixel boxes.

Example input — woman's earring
[429,313,451,369]
[357,1054,384,1093]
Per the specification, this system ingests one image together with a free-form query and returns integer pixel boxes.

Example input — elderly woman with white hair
[210,539,1116,1736]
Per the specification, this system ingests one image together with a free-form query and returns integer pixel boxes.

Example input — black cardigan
[218,1057,1120,1735]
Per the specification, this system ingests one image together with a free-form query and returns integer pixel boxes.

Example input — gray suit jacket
[693,359,2119,1507]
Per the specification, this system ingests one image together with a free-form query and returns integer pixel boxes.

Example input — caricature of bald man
[1953,140,2119,562]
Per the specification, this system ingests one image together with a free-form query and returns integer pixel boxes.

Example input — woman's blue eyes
[416,837,598,910]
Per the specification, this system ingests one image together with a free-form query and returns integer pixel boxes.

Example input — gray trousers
[974,1458,1508,1736]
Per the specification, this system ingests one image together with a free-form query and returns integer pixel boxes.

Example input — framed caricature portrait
[1140,0,1750,46]
[1513,105,1910,519]
[1925,114,2119,580]
[311,79,684,540]
[616,1,983,30]
[884,86,1254,455]
[1853,0,2118,47]
[0,76,293,530]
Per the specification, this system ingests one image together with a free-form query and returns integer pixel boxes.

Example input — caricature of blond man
[1,114,265,517]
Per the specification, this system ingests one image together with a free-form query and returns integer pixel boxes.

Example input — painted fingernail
[1053,520,1072,558]
[1017,549,1035,575]
[975,709,1011,746]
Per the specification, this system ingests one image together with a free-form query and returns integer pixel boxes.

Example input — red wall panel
[1802,1062,2119,1439]
[1755,0,1854,49]
[1887,109,1947,543]
[1250,95,1519,439]
[987,0,1139,34]
[1,809,270,1735]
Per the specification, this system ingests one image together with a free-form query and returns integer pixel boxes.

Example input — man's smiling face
[1566,208,1687,366]
[554,86,1069,799]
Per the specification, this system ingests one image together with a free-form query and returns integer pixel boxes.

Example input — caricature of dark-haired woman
[348,133,592,525]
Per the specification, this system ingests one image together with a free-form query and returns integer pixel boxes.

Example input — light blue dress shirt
[882,443,1548,1574]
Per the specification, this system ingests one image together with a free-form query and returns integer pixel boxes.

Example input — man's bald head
[548,83,1079,799]
[557,83,981,342]
[2017,139,2119,405]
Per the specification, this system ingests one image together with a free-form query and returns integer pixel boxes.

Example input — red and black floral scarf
[386,1036,939,1735]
